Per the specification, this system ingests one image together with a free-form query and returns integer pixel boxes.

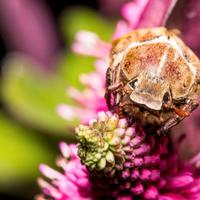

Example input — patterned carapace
[106,27,200,133]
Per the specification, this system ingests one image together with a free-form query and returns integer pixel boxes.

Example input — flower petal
[122,0,178,29]
[71,31,110,58]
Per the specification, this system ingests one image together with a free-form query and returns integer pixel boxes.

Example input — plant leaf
[0,112,55,189]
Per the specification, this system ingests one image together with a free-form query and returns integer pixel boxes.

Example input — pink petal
[159,194,185,200]
[67,87,102,107]
[94,59,107,78]
[180,179,200,195]
[79,73,104,90]
[122,0,150,28]
[131,182,144,195]
[143,185,158,199]
[165,174,194,189]
[59,142,72,158]
[77,178,90,188]
[113,20,131,39]
[117,195,132,200]
[37,178,62,199]
[57,104,96,123]
[57,104,82,121]
[140,169,151,181]
[122,0,178,29]
[72,31,110,59]
[39,164,64,180]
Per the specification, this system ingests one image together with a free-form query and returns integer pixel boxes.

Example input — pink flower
[37,112,200,200]
[57,57,108,124]
[114,0,178,38]
[38,1,200,199]
[37,143,92,200]
[57,0,178,124]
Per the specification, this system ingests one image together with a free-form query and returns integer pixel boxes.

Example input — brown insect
[105,27,200,134]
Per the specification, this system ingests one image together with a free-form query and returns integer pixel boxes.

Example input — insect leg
[159,100,198,134]
[105,90,111,109]
[105,68,113,109]
[107,63,123,93]
[174,99,198,117]
[107,82,123,92]
[158,116,182,134]
[182,99,198,112]
[105,83,123,109]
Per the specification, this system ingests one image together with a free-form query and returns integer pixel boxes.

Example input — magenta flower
[37,143,91,200]
[37,112,200,200]
[57,56,108,124]
[57,25,112,123]
[37,0,200,200]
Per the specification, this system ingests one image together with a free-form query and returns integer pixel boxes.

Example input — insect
[105,27,200,134]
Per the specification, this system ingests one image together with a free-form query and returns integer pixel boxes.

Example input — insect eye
[129,79,138,89]
[163,92,170,102]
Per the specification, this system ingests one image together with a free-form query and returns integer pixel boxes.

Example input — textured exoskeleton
[105,27,200,134]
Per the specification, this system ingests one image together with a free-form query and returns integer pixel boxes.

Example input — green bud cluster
[76,111,135,176]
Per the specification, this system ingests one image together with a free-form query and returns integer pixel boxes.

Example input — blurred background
[0,0,120,199]
[1,0,200,199]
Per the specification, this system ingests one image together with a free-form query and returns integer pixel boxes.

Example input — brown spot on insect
[106,27,200,134]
